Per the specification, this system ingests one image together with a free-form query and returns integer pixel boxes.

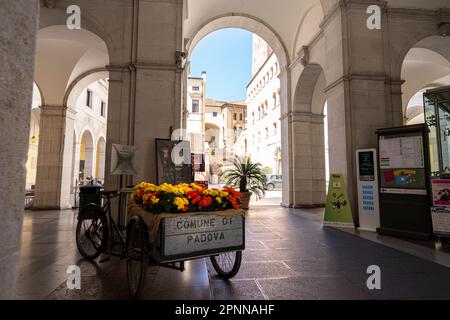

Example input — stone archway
[289,64,327,208]
[186,13,292,204]
[33,25,110,209]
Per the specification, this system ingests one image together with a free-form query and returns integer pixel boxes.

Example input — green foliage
[223,156,267,200]
[262,166,273,175]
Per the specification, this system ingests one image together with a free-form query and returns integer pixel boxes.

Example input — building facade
[186,76,246,181]
[241,35,282,175]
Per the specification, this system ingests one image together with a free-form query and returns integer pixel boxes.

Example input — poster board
[156,139,193,185]
[323,174,354,228]
[376,124,432,239]
[378,132,426,194]
[431,207,450,236]
[356,149,380,232]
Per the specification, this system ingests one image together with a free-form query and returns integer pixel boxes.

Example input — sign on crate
[162,215,244,256]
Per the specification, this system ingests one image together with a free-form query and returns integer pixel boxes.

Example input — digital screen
[378,132,426,189]
[359,151,375,179]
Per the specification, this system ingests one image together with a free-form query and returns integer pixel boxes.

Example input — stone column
[322,0,403,223]
[34,106,76,209]
[0,0,39,299]
[104,0,184,188]
[290,112,326,208]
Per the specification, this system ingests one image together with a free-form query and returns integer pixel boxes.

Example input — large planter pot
[240,192,252,210]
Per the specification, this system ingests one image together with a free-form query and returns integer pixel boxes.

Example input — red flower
[198,196,213,209]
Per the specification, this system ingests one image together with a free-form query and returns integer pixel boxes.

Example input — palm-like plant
[223,156,266,200]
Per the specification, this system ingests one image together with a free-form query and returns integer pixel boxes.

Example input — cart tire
[126,218,148,298]
[76,208,108,260]
[210,251,242,279]
[266,183,275,191]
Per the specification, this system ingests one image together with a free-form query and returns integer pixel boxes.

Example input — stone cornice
[324,73,390,92]
[280,111,325,123]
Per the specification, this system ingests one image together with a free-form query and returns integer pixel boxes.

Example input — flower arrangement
[132,182,241,213]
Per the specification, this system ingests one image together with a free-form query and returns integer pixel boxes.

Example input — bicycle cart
[75,189,245,298]
[126,201,245,297]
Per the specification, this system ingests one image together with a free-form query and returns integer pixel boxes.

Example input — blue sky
[189,28,253,102]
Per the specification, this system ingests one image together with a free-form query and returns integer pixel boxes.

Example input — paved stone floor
[15,204,450,300]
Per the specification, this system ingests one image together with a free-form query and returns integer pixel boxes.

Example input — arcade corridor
[16,206,450,300]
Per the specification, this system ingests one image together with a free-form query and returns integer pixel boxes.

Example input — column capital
[39,105,77,118]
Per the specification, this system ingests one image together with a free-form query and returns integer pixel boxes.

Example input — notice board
[376,124,432,239]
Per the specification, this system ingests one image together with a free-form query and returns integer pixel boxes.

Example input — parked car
[264,175,282,191]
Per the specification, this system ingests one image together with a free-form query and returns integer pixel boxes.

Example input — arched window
[252,112,255,124]
[272,92,277,109]
[264,100,268,114]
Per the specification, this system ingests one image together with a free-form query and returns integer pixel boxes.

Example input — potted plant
[223,156,266,210]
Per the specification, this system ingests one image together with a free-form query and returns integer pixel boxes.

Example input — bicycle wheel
[76,210,108,260]
[126,218,148,298]
[210,251,242,279]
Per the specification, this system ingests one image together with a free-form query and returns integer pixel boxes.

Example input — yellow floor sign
[323,174,354,228]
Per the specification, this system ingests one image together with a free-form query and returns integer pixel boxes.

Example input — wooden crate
[151,214,245,263]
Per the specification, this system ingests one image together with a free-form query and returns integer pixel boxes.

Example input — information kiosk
[376,124,433,239]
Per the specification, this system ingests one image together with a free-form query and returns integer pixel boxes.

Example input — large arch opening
[185,14,290,205]
[399,35,450,178]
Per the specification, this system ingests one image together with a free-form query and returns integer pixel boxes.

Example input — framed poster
[155,139,193,185]
[432,180,450,206]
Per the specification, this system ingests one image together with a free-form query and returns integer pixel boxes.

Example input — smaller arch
[393,27,441,79]
[293,64,326,114]
[33,82,45,107]
[64,68,109,109]
[79,129,95,180]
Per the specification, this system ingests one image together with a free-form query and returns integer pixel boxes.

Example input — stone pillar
[34,106,76,209]
[84,144,95,178]
[280,69,294,207]
[104,0,184,189]
[0,0,39,299]
[72,141,81,192]
[290,112,326,208]
[96,148,106,180]
[322,0,403,224]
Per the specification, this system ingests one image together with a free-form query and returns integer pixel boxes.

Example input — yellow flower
[216,197,222,204]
